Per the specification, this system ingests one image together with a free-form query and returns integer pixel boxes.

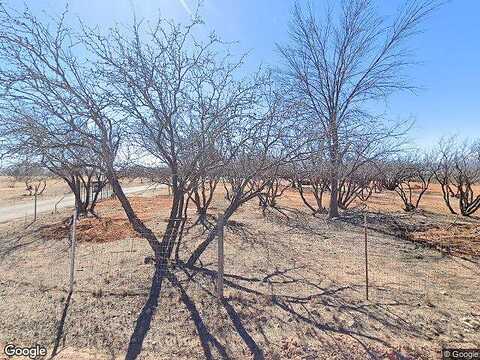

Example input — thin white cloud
[178,0,192,15]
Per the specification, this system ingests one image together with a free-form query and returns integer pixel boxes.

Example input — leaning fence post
[217,214,224,302]
[364,210,369,301]
[69,207,77,294]
[54,195,65,214]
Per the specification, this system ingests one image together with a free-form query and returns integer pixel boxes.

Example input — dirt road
[0,185,155,224]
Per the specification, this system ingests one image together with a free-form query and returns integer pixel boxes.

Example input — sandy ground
[0,177,70,204]
[0,185,479,360]
[0,176,158,223]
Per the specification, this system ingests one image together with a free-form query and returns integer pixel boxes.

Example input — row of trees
[6,134,474,220]
[281,138,480,216]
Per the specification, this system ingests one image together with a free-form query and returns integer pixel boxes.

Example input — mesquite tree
[256,176,290,215]
[338,163,378,209]
[278,0,437,218]
[7,161,49,197]
[188,147,224,228]
[0,113,108,216]
[83,16,267,265]
[0,9,242,357]
[378,162,405,191]
[0,5,144,239]
[393,157,433,212]
[190,174,219,228]
[291,149,330,215]
[435,138,480,216]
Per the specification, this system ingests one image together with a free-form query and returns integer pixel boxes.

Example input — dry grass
[409,222,480,257]
[0,176,70,205]
[0,182,479,359]
[278,183,480,259]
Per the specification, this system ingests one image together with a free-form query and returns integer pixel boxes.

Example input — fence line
[69,207,77,294]
[216,214,225,302]
[364,210,369,301]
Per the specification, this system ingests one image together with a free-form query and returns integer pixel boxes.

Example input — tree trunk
[329,172,339,218]
[328,114,340,218]
[106,167,163,260]
[162,188,186,260]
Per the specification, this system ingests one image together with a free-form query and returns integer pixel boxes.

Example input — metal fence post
[33,192,37,222]
[217,214,224,302]
[364,210,369,301]
[69,207,77,294]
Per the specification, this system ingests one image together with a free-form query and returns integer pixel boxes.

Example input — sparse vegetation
[0,1,478,359]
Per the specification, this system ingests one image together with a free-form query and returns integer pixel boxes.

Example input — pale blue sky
[6,0,480,148]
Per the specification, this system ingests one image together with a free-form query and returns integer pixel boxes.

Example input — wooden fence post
[364,211,369,301]
[69,207,77,294]
[217,214,224,302]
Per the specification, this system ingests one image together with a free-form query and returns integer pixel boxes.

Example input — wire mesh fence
[1,196,447,306]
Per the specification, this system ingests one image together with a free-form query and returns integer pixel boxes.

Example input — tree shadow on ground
[340,210,428,239]
[341,210,480,262]
[124,265,166,360]
[221,299,264,360]
[167,273,230,359]
[0,221,72,264]
[0,230,41,262]
[179,263,432,359]
[171,267,265,360]
[264,206,334,238]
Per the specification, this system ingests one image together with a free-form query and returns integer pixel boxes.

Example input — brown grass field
[0,176,70,205]
[0,176,148,207]
[0,179,479,359]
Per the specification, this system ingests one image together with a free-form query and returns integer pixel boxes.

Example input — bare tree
[278,0,437,218]
[186,94,305,266]
[190,171,220,228]
[338,162,378,209]
[9,161,49,197]
[0,3,296,294]
[0,5,124,218]
[290,148,330,215]
[378,161,404,191]
[387,156,434,211]
[434,138,480,216]
[256,176,290,216]
[0,112,109,216]
[82,15,269,268]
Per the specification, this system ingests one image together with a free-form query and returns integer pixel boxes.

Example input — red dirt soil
[39,195,173,243]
